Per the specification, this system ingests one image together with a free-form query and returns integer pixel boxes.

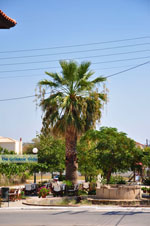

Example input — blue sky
[0,0,150,144]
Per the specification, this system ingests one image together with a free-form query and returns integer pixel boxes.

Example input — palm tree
[38,60,107,184]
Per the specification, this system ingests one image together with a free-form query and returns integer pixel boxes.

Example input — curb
[1,205,150,211]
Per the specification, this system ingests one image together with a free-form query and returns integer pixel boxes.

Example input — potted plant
[38,187,49,198]
[141,187,147,193]
[147,187,150,194]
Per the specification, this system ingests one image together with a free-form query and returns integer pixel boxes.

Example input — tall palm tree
[38,60,107,184]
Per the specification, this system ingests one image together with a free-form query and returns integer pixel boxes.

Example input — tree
[24,135,65,175]
[143,147,150,167]
[77,136,99,182]
[38,60,106,183]
[38,135,65,174]
[82,127,138,183]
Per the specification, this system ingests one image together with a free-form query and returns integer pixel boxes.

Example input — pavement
[1,199,150,212]
[0,200,25,208]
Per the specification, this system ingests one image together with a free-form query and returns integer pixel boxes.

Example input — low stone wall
[24,196,77,206]
[96,185,141,200]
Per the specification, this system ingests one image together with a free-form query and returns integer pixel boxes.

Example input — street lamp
[32,148,38,184]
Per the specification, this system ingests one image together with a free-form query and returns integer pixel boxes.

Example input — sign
[0,155,38,163]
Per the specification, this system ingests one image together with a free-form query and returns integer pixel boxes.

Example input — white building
[0,136,22,155]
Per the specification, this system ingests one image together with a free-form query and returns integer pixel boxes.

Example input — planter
[42,195,47,198]
[38,187,49,198]
[96,185,141,200]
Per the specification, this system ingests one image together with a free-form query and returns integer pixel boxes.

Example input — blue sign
[0,155,38,163]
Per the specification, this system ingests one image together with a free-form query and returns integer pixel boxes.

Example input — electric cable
[0,36,149,54]
[0,42,150,60]
[0,61,149,102]
[0,49,149,67]
[0,55,149,73]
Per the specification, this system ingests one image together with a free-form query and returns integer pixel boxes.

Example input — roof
[0,136,17,143]
[0,10,17,29]
[136,142,145,149]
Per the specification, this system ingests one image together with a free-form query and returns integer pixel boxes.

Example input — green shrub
[88,190,96,195]
[63,180,73,186]
[141,187,148,193]
[78,190,88,196]
[81,199,92,205]
[60,198,70,205]
[101,176,126,184]
[20,191,26,199]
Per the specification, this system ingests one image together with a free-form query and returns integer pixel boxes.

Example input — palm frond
[60,60,78,82]
[98,93,107,101]
[39,80,58,88]
[91,76,106,84]
[77,61,91,79]
[45,72,67,85]
[38,60,107,137]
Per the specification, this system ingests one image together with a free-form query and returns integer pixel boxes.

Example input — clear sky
[0,0,150,144]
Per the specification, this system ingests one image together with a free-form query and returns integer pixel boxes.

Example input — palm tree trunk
[106,169,112,184]
[65,126,78,184]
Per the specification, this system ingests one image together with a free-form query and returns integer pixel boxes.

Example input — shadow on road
[103,211,143,215]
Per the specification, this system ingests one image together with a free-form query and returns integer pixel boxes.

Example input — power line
[106,61,150,78]
[93,56,150,65]
[0,42,150,60]
[0,55,150,73]
[0,64,137,79]
[0,36,149,54]
[0,95,38,102]
[0,61,149,102]
[0,49,149,67]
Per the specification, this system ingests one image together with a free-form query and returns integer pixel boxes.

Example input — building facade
[0,136,22,154]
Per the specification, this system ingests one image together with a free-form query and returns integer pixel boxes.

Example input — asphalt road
[0,208,150,226]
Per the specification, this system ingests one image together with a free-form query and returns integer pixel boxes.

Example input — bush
[101,176,126,184]
[20,191,26,199]
[88,190,96,195]
[63,180,73,186]
[78,190,88,196]
[141,187,148,193]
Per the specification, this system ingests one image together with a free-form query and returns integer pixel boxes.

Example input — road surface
[0,207,150,226]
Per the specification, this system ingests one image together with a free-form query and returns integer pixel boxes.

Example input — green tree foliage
[143,147,150,167]
[38,135,65,173]
[24,134,65,174]
[0,146,15,155]
[0,147,29,184]
[80,127,140,183]
[0,136,65,184]
[77,137,100,182]
[0,163,28,179]
[38,60,107,183]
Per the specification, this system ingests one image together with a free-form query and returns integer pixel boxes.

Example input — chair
[25,184,38,196]
[65,184,78,196]
[9,189,18,201]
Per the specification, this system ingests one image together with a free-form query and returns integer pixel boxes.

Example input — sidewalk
[1,199,150,212]
[1,200,25,208]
